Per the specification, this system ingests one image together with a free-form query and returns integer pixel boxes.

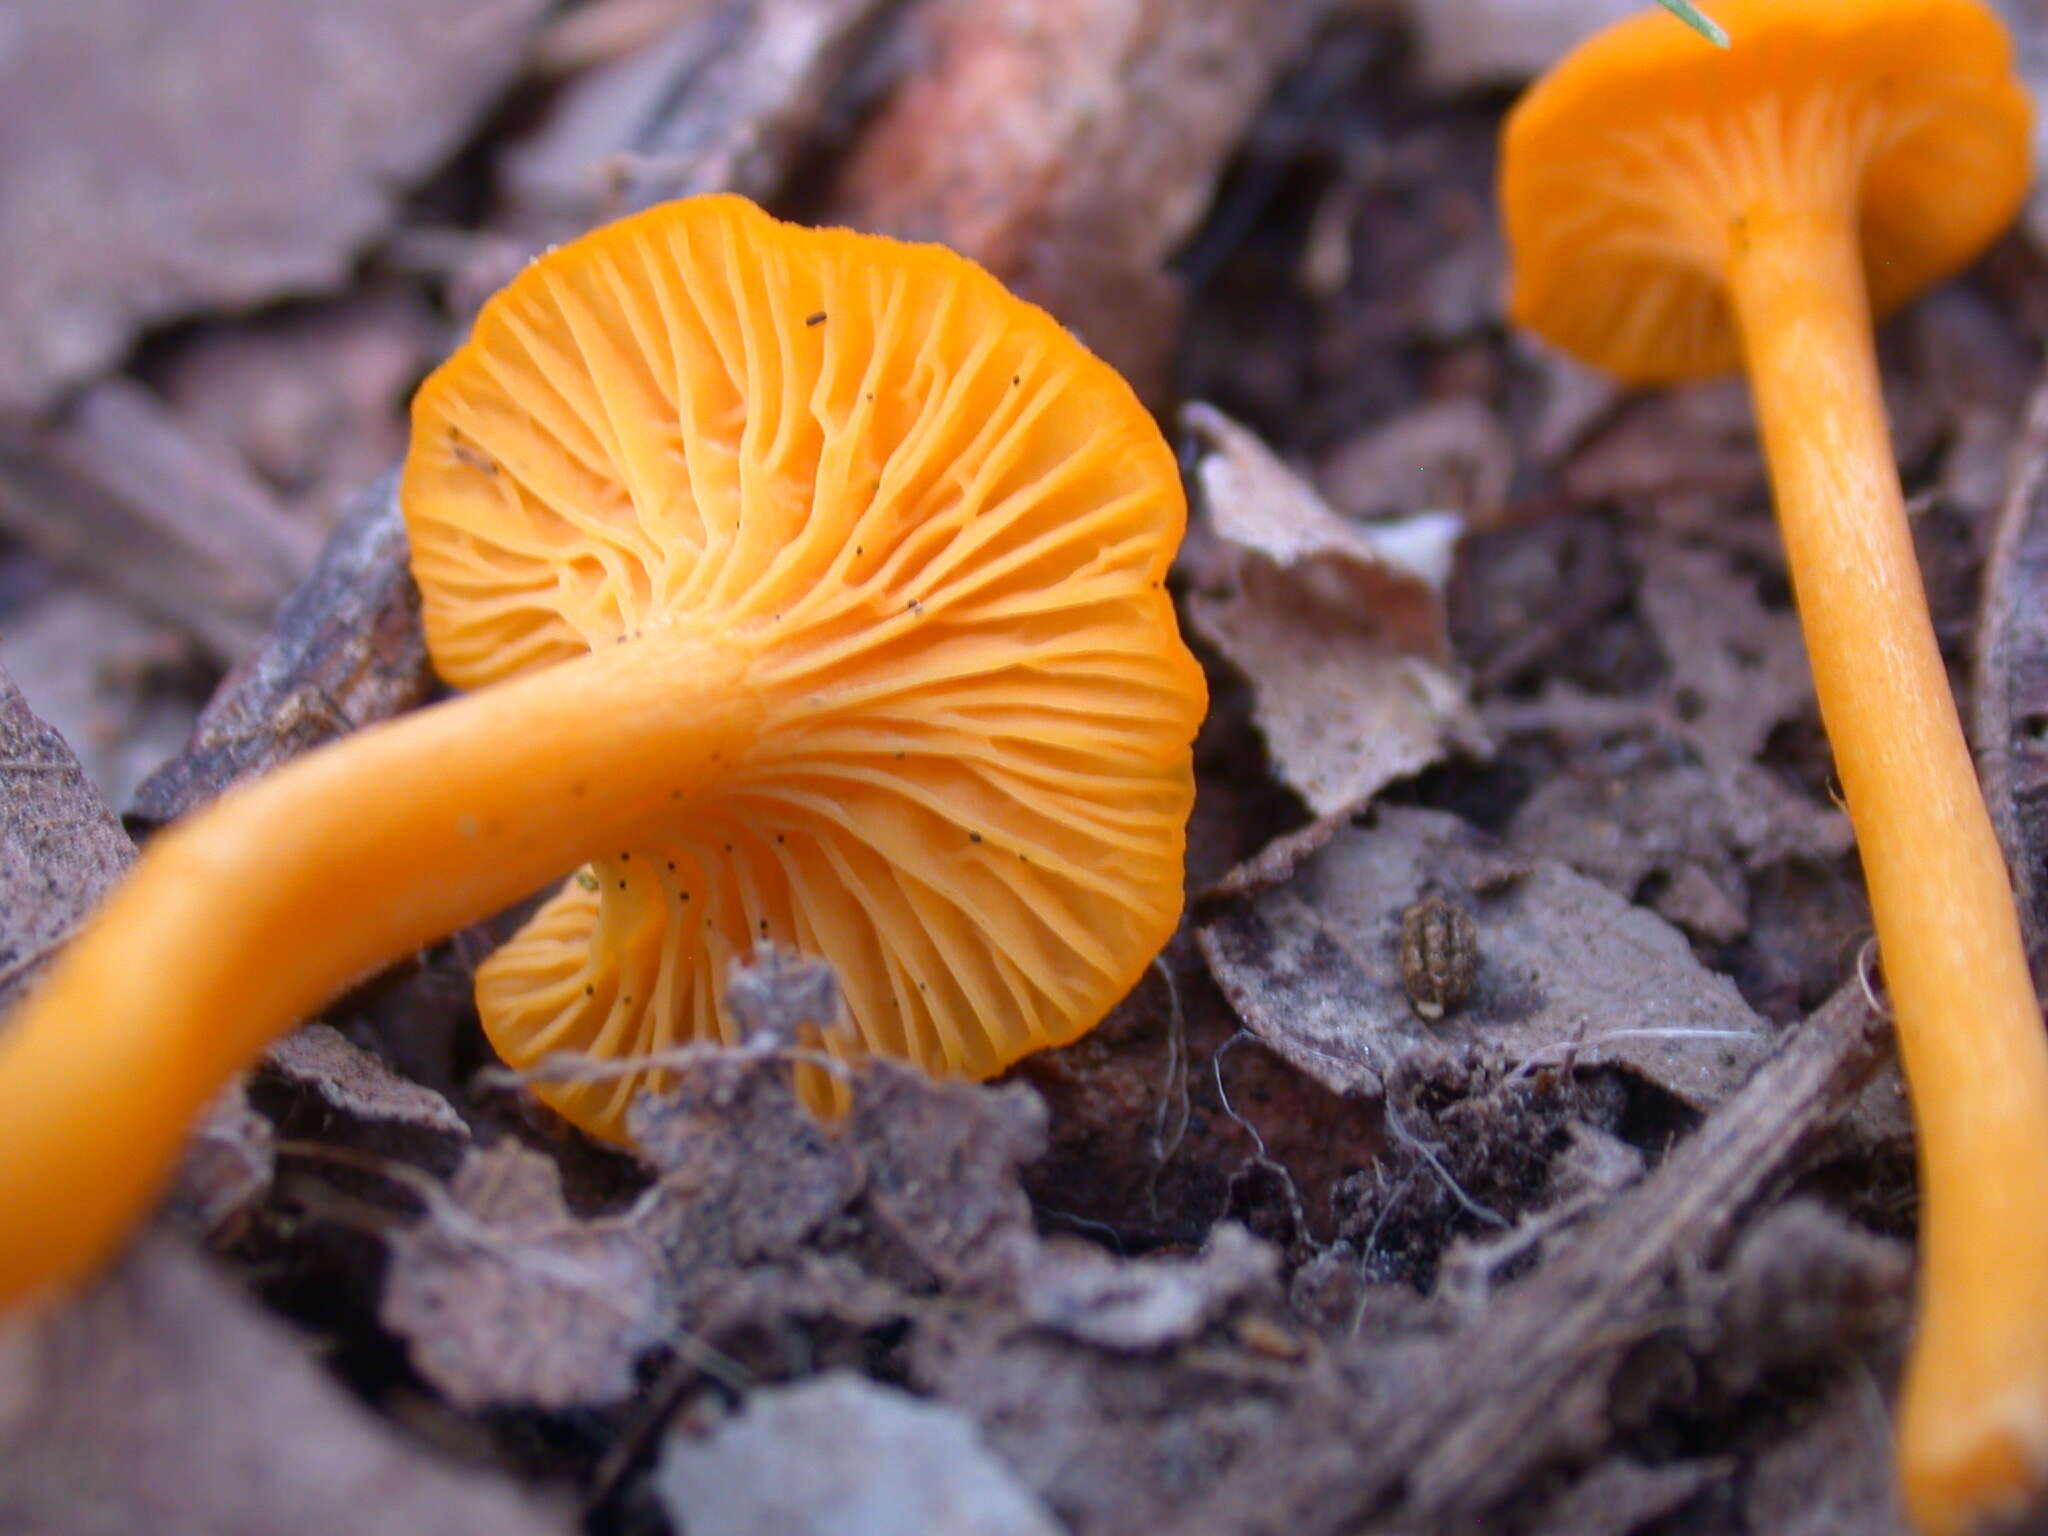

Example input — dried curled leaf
[379,1143,669,1410]
[1181,404,1486,819]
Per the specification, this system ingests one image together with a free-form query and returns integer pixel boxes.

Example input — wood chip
[129,473,432,827]
[0,664,133,1009]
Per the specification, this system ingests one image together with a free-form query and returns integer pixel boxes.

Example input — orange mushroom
[0,195,1205,1308]
[1501,2,2042,1530]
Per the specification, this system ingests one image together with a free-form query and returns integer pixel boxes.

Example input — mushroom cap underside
[1501,0,2030,382]
[401,195,1205,1139]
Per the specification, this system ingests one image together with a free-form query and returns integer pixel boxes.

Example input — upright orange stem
[0,627,759,1311]
[1728,207,2048,1532]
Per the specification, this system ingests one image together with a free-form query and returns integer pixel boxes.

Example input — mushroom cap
[401,196,1205,1137]
[1501,0,2031,382]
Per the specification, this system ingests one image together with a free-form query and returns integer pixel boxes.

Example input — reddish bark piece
[828,0,1335,395]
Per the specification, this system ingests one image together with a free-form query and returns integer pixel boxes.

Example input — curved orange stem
[1728,207,2048,1534]
[0,627,757,1311]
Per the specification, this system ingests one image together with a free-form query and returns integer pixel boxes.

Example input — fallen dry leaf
[380,1141,671,1411]
[1507,753,1843,943]
[0,1233,570,1536]
[1632,533,1813,772]
[910,1301,1309,1536]
[1524,1458,1726,1536]
[1707,1199,1910,1398]
[657,1372,1065,1536]
[1565,380,1763,504]
[1182,404,1486,819]
[0,380,319,663]
[0,0,547,413]
[1993,0,2048,257]
[0,584,199,809]
[153,286,441,529]
[1200,806,1773,1109]
[845,1068,1048,1289]
[1163,984,1890,1536]
[1491,529,1850,942]
[1912,287,2037,522]
[625,1049,868,1273]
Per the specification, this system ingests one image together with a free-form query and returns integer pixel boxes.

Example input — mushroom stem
[0,625,761,1311]
[1728,206,2048,1531]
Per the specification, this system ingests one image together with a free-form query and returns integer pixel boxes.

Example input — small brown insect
[1400,895,1477,1022]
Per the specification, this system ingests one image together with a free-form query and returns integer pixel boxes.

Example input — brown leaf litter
[256,1022,472,1174]
[1163,982,1898,1536]
[358,1044,1317,1535]
[380,1141,671,1411]
[1181,404,1486,820]
[0,582,203,808]
[0,1234,571,1536]
[1976,374,2048,977]
[1499,531,1852,944]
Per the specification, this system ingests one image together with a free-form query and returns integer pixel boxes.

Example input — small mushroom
[0,196,1206,1308]
[1501,2,2044,1530]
